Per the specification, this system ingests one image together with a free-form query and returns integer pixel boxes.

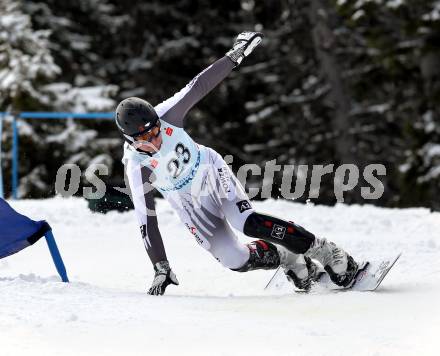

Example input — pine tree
[0,0,60,110]
[1,0,119,198]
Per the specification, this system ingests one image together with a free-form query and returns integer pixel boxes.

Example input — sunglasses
[133,121,162,143]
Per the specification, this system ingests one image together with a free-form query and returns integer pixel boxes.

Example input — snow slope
[1,197,439,356]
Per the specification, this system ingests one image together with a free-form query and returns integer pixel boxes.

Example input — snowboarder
[116,32,358,295]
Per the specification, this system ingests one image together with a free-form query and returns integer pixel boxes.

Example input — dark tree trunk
[308,0,357,165]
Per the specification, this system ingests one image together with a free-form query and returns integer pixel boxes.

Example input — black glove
[226,31,264,67]
[148,261,179,296]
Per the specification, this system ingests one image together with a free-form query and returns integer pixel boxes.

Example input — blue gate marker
[0,197,69,282]
[0,113,4,199]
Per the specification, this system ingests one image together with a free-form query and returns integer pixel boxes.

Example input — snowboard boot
[277,245,323,291]
[304,238,358,287]
[232,240,280,272]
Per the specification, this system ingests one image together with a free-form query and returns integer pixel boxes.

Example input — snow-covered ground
[1,197,439,356]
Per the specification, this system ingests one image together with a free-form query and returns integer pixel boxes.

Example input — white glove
[148,261,179,296]
[226,31,264,66]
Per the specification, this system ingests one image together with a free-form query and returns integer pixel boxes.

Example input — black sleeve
[154,56,235,127]
[124,160,167,265]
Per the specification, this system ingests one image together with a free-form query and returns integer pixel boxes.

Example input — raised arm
[124,159,178,295]
[154,56,235,127]
[155,31,263,127]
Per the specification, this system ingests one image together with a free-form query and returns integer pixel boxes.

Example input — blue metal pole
[19,112,114,119]
[9,112,115,200]
[44,229,69,283]
[12,117,18,199]
[0,115,4,199]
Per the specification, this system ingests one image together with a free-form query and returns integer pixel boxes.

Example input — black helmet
[115,97,159,143]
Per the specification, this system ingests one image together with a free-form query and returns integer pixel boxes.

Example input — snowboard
[265,253,401,293]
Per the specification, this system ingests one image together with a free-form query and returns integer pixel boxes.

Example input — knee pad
[243,212,315,254]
